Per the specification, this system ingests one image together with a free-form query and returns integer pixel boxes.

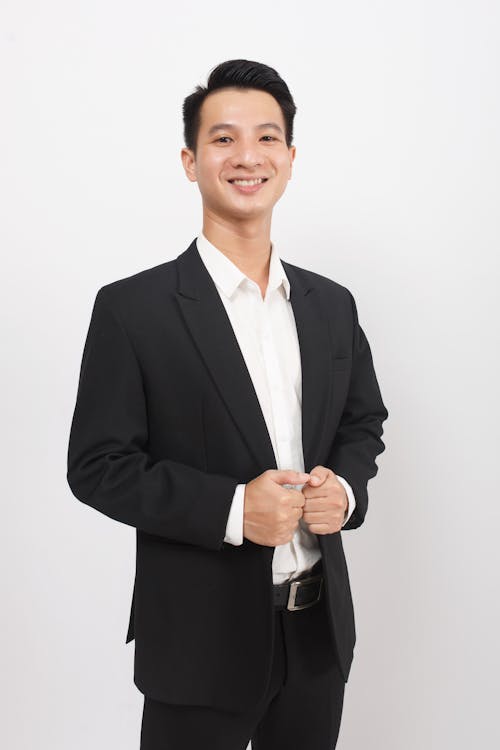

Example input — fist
[243,469,309,547]
[301,465,348,534]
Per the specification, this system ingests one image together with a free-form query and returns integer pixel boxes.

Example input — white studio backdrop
[1,1,499,748]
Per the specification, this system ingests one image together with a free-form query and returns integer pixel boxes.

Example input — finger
[302,485,330,500]
[287,488,306,507]
[303,510,328,522]
[306,523,332,535]
[303,498,329,512]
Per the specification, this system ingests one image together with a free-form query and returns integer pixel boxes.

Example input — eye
[261,135,277,142]
[215,136,232,143]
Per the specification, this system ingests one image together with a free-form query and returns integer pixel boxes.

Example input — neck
[201,211,273,287]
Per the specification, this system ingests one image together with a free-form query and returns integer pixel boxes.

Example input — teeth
[231,178,265,186]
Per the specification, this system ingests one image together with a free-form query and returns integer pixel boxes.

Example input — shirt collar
[195,232,291,301]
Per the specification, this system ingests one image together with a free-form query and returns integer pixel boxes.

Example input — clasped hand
[242,466,348,547]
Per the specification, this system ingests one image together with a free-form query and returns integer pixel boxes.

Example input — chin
[221,202,269,219]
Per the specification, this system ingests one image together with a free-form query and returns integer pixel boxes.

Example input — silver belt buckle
[287,574,323,611]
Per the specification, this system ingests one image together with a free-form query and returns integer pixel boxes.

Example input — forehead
[198,87,285,130]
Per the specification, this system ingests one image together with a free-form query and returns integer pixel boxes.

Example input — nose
[229,139,264,170]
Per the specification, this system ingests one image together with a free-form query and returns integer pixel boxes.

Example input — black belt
[273,559,324,612]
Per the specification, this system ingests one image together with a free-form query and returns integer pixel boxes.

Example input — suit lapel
[175,240,333,474]
[175,240,276,472]
[282,260,334,473]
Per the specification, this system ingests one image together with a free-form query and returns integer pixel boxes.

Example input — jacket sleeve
[326,290,389,530]
[66,287,240,551]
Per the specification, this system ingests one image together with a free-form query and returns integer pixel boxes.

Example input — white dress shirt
[196,233,356,584]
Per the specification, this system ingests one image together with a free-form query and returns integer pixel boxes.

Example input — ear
[181,147,197,182]
[288,145,296,179]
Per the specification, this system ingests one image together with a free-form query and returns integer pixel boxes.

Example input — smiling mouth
[228,178,268,186]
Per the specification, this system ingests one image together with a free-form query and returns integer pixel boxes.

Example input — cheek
[197,158,227,183]
[274,167,292,192]
[275,157,292,180]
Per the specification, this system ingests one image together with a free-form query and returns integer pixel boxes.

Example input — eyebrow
[207,122,284,137]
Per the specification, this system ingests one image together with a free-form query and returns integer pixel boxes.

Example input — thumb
[269,469,310,486]
[307,466,330,486]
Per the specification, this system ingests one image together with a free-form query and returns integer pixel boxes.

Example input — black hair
[182,59,297,153]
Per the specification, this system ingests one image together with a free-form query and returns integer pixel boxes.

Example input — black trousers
[139,563,346,750]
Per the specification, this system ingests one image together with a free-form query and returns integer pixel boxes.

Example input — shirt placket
[258,291,299,574]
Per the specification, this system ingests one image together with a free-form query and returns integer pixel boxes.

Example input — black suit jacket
[67,238,388,711]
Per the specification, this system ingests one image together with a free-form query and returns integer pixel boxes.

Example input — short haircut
[182,59,297,153]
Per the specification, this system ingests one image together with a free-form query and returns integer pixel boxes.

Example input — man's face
[181,87,296,223]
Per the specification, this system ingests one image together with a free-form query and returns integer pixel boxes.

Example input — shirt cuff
[223,483,246,546]
[336,475,356,527]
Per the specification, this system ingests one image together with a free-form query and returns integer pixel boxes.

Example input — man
[67,59,388,749]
